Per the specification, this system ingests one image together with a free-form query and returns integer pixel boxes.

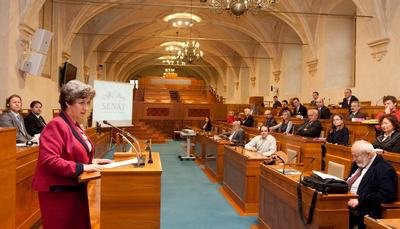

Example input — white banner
[92,80,134,127]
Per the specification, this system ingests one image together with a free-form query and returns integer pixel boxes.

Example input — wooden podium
[82,152,163,229]
[258,164,356,229]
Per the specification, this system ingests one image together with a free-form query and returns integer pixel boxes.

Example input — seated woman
[327,114,349,145]
[373,114,400,153]
[226,111,235,124]
[270,110,293,134]
[203,116,212,132]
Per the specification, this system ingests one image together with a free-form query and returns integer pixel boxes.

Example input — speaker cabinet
[20,52,46,76]
[31,29,53,54]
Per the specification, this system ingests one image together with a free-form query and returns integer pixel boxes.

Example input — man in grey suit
[0,94,32,143]
[220,121,245,145]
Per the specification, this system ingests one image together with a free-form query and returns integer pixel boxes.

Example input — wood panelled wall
[133,102,227,136]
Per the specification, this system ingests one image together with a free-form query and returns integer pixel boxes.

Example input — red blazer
[33,112,94,192]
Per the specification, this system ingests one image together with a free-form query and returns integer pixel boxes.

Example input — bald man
[347,140,397,229]
[316,98,331,119]
[295,109,322,138]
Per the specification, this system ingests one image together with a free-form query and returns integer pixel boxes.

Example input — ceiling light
[163,13,202,28]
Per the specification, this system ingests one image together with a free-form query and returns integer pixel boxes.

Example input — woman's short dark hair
[59,80,96,111]
[5,94,22,110]
[30,100,42,108]
[379,114,400,131]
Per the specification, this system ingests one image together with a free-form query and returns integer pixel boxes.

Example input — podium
[81,152,163,229]
[178,129,196,161]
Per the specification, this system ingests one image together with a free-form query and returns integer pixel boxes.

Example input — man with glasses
[295,109,322,138]
[244,126,277,156]
[347,140,397,229]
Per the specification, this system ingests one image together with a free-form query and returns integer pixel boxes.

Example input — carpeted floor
[151,140,257,229]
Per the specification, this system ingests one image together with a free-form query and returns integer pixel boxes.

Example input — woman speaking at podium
[33,80,110,229]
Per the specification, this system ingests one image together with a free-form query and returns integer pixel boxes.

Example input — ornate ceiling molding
[273,70,281,83]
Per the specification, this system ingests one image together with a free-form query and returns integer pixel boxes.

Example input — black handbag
[301,173,348,194]
[297,173,348,224]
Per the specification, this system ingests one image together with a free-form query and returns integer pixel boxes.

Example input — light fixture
[162,68,177,78]
[160,41,185,53]
[177,41,204,64]
[207,0,278,17]
[163,13,202,28]
[158,56,186,66]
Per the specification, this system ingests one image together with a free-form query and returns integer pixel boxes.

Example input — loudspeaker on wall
[31,29,53,54]
[20,52,47,76]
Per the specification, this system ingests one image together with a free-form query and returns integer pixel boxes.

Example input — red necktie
[347,168,363,188]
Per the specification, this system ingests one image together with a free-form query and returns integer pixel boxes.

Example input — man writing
[245,126,277,156]
[347,140,397,229]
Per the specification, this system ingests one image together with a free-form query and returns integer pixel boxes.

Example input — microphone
[299,157,316,178]
[103,120,145,167]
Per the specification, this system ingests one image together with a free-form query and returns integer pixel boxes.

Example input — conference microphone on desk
[102,120,145,167]
[280,153,299,175]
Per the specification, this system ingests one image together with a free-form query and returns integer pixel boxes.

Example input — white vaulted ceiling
[53,0,358,84]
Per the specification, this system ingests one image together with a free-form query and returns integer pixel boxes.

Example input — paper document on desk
[276,168,301,175]
[100,158,138,168]
[312,170,344,181]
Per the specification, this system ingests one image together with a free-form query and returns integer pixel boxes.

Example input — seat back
[286,143,300,163]
[364,215,391,229]
[327,161,345,179]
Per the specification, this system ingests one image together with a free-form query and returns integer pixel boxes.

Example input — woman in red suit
[33,80,110,229]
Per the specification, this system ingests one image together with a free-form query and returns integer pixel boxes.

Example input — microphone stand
[282,153,299,175]
[145,139,153,164]
[103,120,145,167]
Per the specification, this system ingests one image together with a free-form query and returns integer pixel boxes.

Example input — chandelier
[158,56,186,66]
[163,13,202,28]
[177,41,204,64]
[208,0,278,17]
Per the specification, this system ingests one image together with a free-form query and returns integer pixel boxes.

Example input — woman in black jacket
[373,114,400,153]
[327,114,349,145]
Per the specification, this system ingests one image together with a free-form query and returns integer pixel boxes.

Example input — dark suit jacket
[263,117,277,128]
[317,106,331,119]
[295,120,322,138]
[348,155,397,228]
[326,127,349,145]
[372,131,400,153]
[341,95,359,108]
[293,105,308,118]
[24,112,46,136]
[272,101,282,108]
[242,115,254,127]
[221,128,245,145]
[0,111,32,143]
[348,111,367,121]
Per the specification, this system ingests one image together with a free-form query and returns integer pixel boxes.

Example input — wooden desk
[365,216,400,229]
[258,164,356,229]
[16,146,40,228]
[271,133,325,171]
[222,146,264,214]
[100,152,162,229]
[203,136,229,183]
[194,133,207,163]
[0,128,16,228]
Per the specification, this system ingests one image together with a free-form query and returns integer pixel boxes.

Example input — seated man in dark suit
[341,88,359,109]
[309,91,319,107]
[24,100,47,136]
[263,109,277,128]
[295,109,322,138]
[347,140,397,229]
[219,121,245,145]
[242,108,254,127]
[292,97,308,118]
[272,96,282,108]
[347,101,367,121]
[316,98,331,119]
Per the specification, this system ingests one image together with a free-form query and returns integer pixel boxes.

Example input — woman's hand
[93,158,112,165]
[83,164,101,172]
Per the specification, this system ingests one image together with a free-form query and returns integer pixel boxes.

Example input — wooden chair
[286,143,301,163]
[327,161,345,179]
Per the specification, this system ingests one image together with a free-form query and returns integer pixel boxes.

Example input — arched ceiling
[51,0,359,85]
